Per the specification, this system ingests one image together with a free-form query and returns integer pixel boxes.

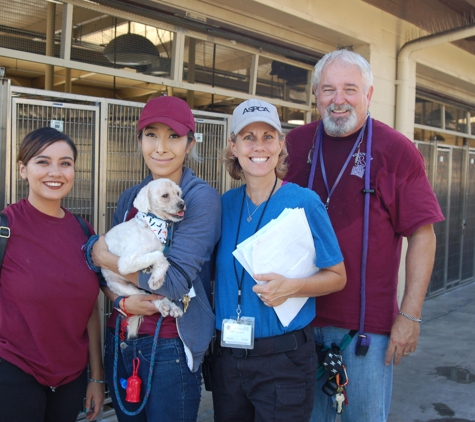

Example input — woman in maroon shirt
[0,127,104,421]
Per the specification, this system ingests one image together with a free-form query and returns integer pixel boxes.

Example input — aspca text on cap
[242,106,270,114]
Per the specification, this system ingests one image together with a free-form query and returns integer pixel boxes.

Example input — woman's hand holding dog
[123,294,164,316]
[90,235,114,270]
[91,235,140,285]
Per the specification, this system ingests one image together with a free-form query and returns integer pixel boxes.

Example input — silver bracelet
[88,378,105,384]
[398,311,422,323]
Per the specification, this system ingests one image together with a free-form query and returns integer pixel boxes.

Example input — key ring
[336,365,349,388]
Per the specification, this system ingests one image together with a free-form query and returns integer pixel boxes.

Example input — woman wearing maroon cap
[92,96,221,421]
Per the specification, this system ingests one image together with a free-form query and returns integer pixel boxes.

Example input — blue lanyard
[307,117,373,335]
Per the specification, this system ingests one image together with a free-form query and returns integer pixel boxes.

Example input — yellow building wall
[163,0,475,127]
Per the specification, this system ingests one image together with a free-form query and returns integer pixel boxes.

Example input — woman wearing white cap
[211,99,346,421]
[91,96,221,421]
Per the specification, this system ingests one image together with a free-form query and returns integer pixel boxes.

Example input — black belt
[216,326,310,359]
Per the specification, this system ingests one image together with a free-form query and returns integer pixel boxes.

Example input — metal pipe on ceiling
[396,23,475,140]
[45,2,56,91]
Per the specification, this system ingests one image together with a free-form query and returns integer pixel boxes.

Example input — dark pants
[211,325,317,422]
[0,358,87,422]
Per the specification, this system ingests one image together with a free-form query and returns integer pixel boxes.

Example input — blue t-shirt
[215,182,343,338]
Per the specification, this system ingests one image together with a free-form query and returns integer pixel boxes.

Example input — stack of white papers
[233,208,319,327]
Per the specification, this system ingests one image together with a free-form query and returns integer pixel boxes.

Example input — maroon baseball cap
[138,96,195,136]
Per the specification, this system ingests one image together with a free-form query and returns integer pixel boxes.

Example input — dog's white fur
[102,178,185,338]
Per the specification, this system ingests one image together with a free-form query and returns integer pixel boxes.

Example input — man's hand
[385,313,420,365]
[385,224,435,365]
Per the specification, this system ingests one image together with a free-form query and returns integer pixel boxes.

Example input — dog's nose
[178,201,185,210]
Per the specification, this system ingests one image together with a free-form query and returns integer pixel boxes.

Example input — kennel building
[3,0,475,419]
[1,78,475,421]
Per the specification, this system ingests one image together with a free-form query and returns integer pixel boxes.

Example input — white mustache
[323,103,358,136]
[327,104,354,113]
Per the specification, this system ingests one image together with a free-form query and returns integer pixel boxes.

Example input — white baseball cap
[231,99,282,135]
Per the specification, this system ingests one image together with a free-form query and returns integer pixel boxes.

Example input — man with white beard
[285,50,444,422]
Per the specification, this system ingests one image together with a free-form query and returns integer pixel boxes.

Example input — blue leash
[113,315,163,416]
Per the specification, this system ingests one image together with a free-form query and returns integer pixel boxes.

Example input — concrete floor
[102,281,475,422]
[197,390,214,422]
[388,281,475,422]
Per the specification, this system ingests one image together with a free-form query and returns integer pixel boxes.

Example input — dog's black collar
[145,212,171,225]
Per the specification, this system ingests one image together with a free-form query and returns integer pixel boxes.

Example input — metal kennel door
[9,96,108,421]
[9,98,100,226]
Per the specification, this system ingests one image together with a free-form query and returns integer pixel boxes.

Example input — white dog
[102,178,185,339]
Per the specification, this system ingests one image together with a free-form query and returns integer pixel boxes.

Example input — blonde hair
[223,132,288,181]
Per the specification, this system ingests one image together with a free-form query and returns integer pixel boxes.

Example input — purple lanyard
[308,120,367,197]
[307,116,373,335]
[359,116,373,334]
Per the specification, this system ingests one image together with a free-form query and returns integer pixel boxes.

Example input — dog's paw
[148,276,164,290]
[148,262,169,290]
[169,304,183,318]
[148,275,164,290]
[152,298,183,319]
[154,298,183,318]
[153,297,171,317]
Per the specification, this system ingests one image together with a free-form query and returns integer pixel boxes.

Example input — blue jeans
[104,329,202,422]
[310,327,393,422]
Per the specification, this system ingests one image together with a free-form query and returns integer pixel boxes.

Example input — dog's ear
[133,185,150,211]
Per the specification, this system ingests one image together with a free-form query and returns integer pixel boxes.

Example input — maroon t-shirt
[286,119,444,334]
[0,199,99,387]
[107,206,178,338]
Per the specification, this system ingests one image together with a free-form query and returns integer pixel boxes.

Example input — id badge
[221,317,255,349]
